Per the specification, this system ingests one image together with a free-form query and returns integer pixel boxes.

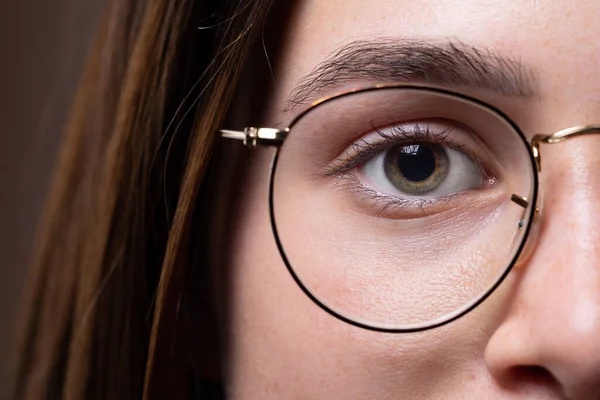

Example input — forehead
[282,0,597,58]
[270,0,600,118]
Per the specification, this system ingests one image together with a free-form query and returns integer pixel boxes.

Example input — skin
[222,1,600,398]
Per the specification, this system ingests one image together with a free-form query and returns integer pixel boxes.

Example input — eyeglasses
[220,84,600,333]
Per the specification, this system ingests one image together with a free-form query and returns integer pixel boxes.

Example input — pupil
[397,144,437,182]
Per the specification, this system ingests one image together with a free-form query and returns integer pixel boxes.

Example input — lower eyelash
[328,170,457,214]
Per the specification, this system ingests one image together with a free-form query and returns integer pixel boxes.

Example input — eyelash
[319,123,491,212]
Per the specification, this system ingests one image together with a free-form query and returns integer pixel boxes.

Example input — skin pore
[222,1,600,398]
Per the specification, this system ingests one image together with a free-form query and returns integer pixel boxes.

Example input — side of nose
[484,138,600,399]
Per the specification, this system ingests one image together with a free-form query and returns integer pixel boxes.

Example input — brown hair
[13,0,275,398]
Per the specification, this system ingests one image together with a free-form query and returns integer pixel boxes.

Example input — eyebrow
[286,39,537,110]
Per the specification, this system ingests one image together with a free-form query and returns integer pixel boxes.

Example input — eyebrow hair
[286,39,537,110]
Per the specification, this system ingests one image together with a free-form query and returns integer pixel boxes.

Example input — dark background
[0,1,105,394]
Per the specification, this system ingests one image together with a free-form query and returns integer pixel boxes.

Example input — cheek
[221,148,516,399]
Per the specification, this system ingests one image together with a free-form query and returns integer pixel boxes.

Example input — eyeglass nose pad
[512,187,543,269]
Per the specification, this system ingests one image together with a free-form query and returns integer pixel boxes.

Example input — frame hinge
[220,127,288,148]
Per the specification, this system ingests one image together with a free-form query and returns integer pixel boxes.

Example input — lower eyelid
[330,170,497,220]
[331,171,436,209]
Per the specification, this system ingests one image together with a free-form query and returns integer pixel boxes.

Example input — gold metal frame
[218,83,600,333]
[220,127,288,149]
[531,125,600,172]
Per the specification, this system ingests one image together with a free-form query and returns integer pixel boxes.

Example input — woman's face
[224,1,600,398]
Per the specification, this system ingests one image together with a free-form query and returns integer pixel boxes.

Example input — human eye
[323,121,499,215]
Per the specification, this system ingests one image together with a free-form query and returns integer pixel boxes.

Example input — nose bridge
[526,123,600,260]
[512,125,600,264]
[529,124,600,271]
[520,126,600,345]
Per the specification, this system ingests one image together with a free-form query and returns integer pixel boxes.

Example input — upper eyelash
[320,122,468,178]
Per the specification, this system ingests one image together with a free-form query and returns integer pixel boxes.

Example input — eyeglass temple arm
[220,127,288,149]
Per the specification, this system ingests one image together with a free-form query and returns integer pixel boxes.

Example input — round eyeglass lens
[270,86,537,331]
